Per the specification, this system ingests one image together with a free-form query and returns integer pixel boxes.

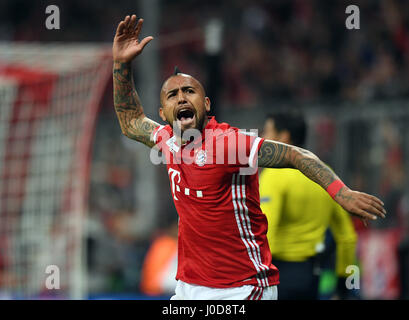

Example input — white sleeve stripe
[248,137,262,168]
[153,125,165,144]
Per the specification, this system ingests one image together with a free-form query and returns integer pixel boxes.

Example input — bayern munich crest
[195,150,207,167]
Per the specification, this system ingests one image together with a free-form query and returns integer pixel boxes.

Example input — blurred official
[259,112,358,300]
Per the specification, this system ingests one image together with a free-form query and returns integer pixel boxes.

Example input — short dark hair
[266,111,307,147]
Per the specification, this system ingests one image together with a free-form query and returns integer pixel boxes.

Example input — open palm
[113,15,153,63]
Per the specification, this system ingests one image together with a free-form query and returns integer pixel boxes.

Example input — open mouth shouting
[176,106,196,129]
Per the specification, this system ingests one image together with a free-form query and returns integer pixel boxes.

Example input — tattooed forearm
[113,61,143,118]
[113,61,159,147]
[258,140,340,190]
[290,148,339,189]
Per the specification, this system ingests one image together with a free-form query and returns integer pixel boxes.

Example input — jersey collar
[198,116,217,144]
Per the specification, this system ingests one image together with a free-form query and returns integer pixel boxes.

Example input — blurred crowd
[160,0,409,106]
[1,0,409,106]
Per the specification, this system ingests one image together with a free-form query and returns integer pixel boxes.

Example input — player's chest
[166,159,232,203]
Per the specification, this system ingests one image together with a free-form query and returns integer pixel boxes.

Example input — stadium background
[0,0,408,299]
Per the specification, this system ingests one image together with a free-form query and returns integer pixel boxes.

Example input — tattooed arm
[258,140,340,189]
[258,139,386,222]
[113,61,159,148]
[112,15,159,148]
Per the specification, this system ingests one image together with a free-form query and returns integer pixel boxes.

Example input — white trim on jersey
[153,125,165,144]
[248,137,262,168]
[231,174,263,287]
[238,175,270,282]
[231,173,269,287]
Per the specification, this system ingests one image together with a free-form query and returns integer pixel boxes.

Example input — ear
[204,97,211,112]
[159,107,167,122]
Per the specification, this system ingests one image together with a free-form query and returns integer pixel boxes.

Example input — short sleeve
[150,125,175,166]
[152,125,165,145]
[219,129,264,168]
[248,136,264,168]
[152,125,172,151]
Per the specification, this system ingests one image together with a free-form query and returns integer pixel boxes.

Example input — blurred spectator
[2,0,409,106]
[139,220,178,297]
[398,191,409,299]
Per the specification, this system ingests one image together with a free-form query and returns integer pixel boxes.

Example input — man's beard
[170,114,206,134]
[168,114,207,144]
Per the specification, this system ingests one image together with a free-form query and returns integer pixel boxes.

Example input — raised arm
[113,15,160,148]
[258,139,386,223]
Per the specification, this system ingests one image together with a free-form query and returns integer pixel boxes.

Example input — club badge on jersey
[195,149,207,167]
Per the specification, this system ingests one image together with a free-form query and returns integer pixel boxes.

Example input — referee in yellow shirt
[259,111,358,300]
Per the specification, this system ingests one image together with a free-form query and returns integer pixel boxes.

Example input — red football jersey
[152,117,279,288]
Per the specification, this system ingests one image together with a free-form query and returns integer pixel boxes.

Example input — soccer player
[112,15,386,300]
[259,112,358,300]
